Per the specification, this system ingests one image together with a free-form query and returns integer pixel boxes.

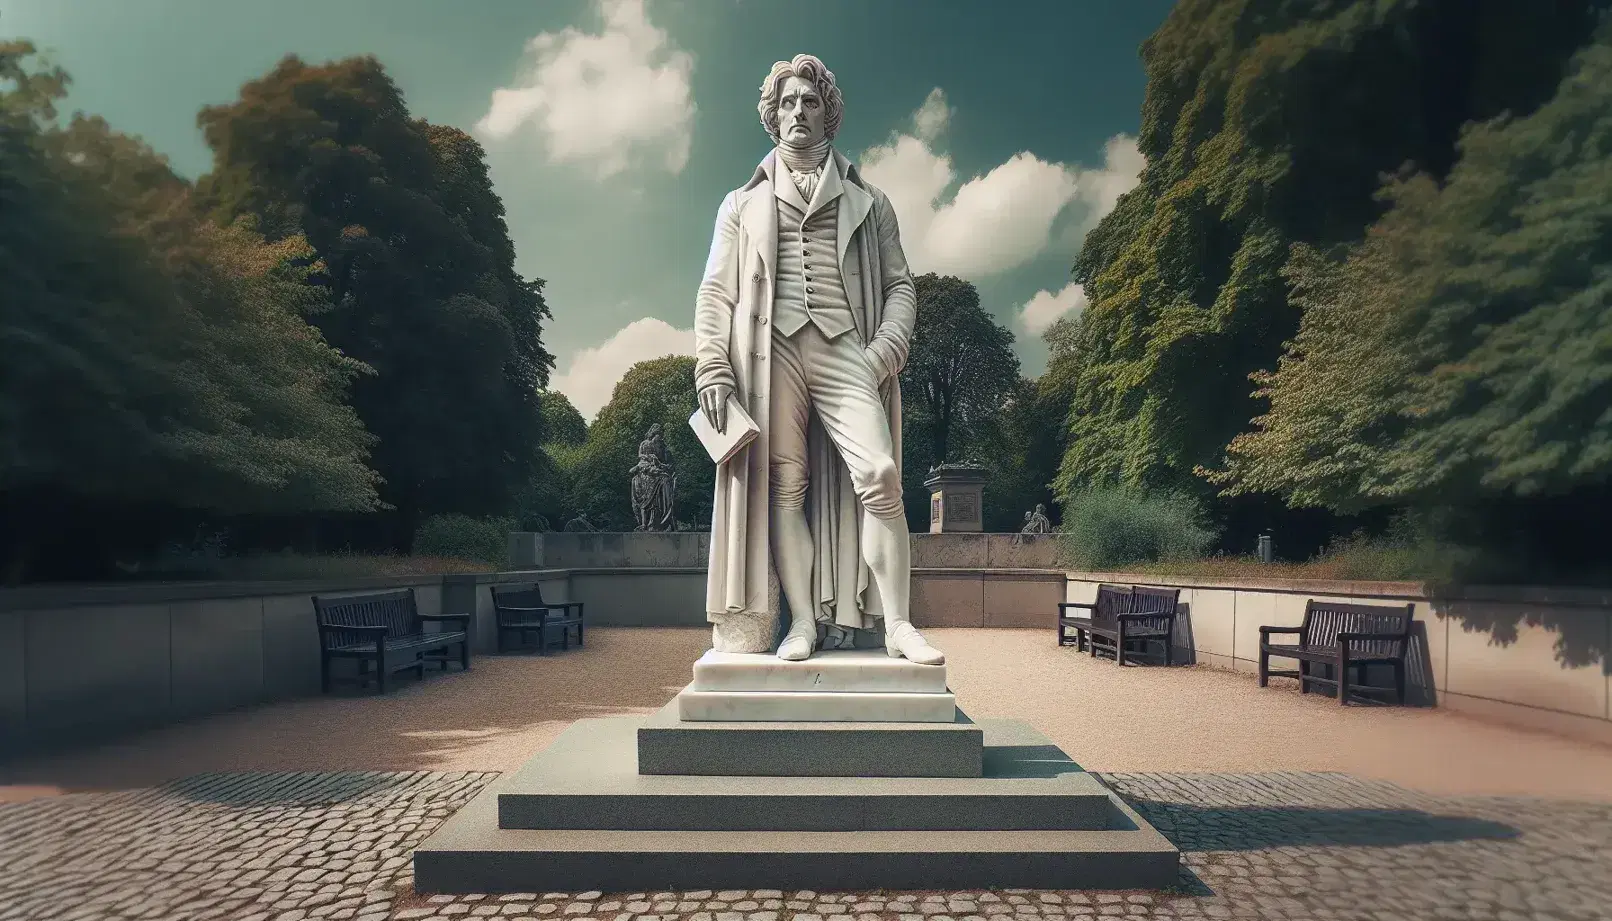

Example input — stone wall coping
[6,565,1609,612]
[914,568,1067,577]
[440,569,574,585]
[0,573,446,612]
[1067,570,1612,608]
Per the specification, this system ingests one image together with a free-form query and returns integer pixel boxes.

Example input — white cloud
[551,316,695,421]
[858,89,1144,280]
[911,87,952,142]
[1017,281,1089,336]
[1071,134,1146,234]
[475,0,695,179]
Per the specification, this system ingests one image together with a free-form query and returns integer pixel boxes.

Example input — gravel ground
[3,628,1609,802]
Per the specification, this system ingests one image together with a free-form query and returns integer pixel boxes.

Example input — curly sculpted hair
[757,54,844,144]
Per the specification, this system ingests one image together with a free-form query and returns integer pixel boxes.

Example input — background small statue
[1021,502,1051,534]
[630,423,677,531]
[562,512,598,532]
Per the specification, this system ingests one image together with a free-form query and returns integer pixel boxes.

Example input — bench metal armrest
[1259,625,1302,636]
[495,604,544,613]
[549,602,583,613]
[1058,601,1095,610]
[318,623,388,634]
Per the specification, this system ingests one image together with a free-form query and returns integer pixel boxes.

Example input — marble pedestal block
[676,648,956,722]
[692,649,949,693]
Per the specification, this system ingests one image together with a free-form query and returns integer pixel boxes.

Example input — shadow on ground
[1122,799,1521,851]
[156,770,484,806]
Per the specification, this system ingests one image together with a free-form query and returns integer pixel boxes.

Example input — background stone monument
[923,463,989,533]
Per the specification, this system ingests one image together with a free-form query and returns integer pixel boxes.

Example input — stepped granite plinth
[414,715,1178,892]
[637,701,983,776]
[413,648,1180,892]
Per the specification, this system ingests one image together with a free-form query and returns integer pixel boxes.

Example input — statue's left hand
[862,345,892,383]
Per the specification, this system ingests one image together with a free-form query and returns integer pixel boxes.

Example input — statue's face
[777,74,826,146]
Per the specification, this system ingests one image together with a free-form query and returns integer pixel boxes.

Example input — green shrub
[412,514,514,566]
[1310,512,1482,584]
[1056,487,1218,569]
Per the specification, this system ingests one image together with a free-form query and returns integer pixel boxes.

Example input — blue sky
[3,0,1173,418]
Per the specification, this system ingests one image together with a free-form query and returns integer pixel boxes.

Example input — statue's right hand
[699,383,733,434]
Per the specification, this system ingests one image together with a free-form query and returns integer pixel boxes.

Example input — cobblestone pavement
[1,770,1609,921]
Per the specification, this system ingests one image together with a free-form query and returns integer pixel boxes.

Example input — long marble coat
[692,147,917,645]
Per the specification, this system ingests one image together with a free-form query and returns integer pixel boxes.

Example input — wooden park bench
[491,582,585,654]
[1057,583,1181,666]
[1259,599,1415,705]
[1057,583,1128,650]
[313,588,470,694]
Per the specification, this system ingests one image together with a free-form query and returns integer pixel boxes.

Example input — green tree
[1056,0,1602,509]
[1206,24,1612,570]
[514,390,589,529]
[539,390,588,447]
[897,274,1020,528]
[902,274,1020,464]
[195,54,554,546]
[569,357,711,529]
[0,42,379,579]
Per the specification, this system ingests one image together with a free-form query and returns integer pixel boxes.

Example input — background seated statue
[630,423,677,531]
[1021,503,1051,534]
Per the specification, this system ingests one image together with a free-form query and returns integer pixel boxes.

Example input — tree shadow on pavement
[1122,798,1521,851]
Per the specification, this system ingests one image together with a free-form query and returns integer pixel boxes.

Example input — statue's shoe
[776,623,817,661]
[885,620,945,665]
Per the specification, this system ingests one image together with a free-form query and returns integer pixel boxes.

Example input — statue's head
[758,54,843,147]
[1036,503,1046,513]
[647,423,662,438]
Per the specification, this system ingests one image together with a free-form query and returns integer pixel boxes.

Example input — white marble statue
[692,53,943,667]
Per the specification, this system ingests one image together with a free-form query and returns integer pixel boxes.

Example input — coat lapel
[740,152,779,281]
[832,148,874,272]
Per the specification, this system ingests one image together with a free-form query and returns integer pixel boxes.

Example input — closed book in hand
[688,394,759,465]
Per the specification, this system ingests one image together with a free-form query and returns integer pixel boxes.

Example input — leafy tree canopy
[194,54,554,539]
[539,390,588,447]
[0,41,379,517]
[1207,23,1612,512]
[1057,0,1602,505]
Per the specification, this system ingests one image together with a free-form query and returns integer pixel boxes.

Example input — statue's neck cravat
[777,137,830,205]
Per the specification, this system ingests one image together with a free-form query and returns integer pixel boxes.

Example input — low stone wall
[1066,572,1612,746]
[7,554,1605,759]
[508,531,1065,570]
[0,559,1059,761]
[0,575,453,760]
